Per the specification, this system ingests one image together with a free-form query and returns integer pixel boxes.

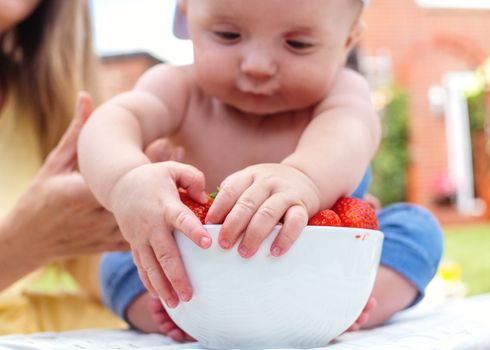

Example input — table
[0,294,489,350]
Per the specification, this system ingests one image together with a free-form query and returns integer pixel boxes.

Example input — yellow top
[0,96,125,334]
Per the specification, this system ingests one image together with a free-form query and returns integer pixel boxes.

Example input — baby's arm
[78,65,212,306]
[283,68,380,209]
[207,69,380,257]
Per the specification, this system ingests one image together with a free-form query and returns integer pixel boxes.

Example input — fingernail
[179,290,191,302]
[238,245,249,257]
[220,239,231,249]
[204,214,214,224]
[271,245,282,257]
[201,192,208,203]
[165,297,178,308]
[200,236,211,248]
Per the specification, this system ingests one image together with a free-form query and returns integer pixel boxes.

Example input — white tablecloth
[1,294,489,350]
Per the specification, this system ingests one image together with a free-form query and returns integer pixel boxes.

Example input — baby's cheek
[195,60,232,98]
[287,81,330,108]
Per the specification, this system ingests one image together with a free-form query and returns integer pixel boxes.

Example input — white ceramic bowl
[165,225,383,349]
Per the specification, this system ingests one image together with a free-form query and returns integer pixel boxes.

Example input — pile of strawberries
[179,188,378,230]
[307,197,378,230]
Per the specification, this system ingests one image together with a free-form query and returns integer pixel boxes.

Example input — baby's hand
[109,161,212,307]
[206,164,321,258]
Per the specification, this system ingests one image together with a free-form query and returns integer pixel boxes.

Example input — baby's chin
[224,98,305,116]
[232,105,287,116]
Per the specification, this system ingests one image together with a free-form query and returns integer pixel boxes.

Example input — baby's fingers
[206,172,253,224]
[138,245,180,307]
[169,162,207,203]
[218,185,270,250]
[165,201,212,249]
[149,229,194,305]
[149,201,213,304]
[236,194,288,258]
[133,251,156,297]
[270,204,308,257]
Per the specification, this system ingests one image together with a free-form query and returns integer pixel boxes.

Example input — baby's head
[176,0,367,115]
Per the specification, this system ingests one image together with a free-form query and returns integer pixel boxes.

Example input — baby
[80,0,443,341]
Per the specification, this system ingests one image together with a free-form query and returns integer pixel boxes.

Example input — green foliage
[466,89,486,134]
[370,88,410,206]
[444,223,490,295]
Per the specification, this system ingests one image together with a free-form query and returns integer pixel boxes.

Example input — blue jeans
[100,169,444,320]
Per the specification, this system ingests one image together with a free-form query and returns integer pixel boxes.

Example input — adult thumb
[38,92,93,178]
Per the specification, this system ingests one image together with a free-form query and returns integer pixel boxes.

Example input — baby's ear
[345,20,365,52]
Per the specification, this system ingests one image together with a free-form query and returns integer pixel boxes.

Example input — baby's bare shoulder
[135,64,196,91]
[131,65,202,118]
[333,68,370,91]
[313,68,371,114]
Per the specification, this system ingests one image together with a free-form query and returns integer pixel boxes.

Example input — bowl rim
[200,224,384,237]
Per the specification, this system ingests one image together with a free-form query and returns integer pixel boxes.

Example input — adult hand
[0,92,120,291]
[0,92,186,292]
[5,92,128,264]
[12,91,187,258]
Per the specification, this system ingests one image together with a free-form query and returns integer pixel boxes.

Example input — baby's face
[184,0,361,115]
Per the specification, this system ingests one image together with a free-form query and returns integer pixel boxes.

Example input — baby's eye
[286,40,314,50]
[213,31,241,41]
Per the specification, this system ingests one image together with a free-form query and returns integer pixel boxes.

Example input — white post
[443,71,482,215]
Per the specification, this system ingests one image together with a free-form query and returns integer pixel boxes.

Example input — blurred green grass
[443,222,490,296]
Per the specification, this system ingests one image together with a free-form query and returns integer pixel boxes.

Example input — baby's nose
[240,50,277,79]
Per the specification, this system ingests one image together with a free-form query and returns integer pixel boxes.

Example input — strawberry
[308,209,342,226]
[178,188,214,224]
[331,197,379,230]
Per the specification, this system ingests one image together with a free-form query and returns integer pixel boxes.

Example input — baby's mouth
[245,92,271,98]
[236,80,278,97]
[238,87,277,97]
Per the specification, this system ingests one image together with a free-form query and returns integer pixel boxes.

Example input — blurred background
[90,0,490,299]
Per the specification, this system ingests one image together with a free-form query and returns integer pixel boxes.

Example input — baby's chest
[173,114,306,188]
[179,121,290,161]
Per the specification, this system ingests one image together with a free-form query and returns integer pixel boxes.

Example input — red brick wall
[361,0,490,222]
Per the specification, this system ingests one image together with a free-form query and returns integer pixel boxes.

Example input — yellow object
[439,260,463,283]
[0,97,125,334]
